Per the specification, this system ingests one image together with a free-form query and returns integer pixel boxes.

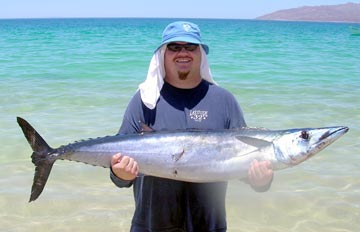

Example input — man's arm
[110,92,144,188]
[224,90,273,191]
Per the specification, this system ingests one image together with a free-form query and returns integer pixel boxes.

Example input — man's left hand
[248,159,274,189]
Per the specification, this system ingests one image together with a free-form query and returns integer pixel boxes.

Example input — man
[110,21,273,232]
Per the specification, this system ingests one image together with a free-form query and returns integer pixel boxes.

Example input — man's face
[164,42,201,82]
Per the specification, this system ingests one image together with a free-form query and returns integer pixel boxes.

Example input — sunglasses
[167,43,199,52]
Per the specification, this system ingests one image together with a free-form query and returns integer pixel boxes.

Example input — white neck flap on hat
[139,46,216,110]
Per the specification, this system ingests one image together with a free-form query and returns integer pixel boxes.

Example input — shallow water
[0,18,359,231]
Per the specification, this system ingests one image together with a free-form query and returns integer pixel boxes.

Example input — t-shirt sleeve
[118,91,144,134]
[226,92,247,129]
[211,85,247,129]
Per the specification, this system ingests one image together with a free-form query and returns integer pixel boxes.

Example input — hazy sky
[1,0,359,19]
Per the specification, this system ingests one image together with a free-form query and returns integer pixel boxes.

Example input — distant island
[256,2,360,23]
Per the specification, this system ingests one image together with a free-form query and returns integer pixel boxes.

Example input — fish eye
[300,131,310,140]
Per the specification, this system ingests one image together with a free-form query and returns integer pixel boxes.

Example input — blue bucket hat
[156,21,209,54]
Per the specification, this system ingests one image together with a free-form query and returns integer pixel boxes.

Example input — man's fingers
[118,156,131,169]
[249,159,261,179]
[257,160,270,174]
[111,153,122,166]
[264,160,273,170]
[126,158,139,175]
[248,160,273,181]
[132,161,139,176]
[125,157,135,171]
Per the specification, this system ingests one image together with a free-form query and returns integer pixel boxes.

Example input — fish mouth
[319,126,349,141]
[311,126,349,155]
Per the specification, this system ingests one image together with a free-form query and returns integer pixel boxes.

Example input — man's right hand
[111,153,139,181]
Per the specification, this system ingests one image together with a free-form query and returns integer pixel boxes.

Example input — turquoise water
[1,18,359,231]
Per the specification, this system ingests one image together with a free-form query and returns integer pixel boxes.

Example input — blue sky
[1,0,359,19]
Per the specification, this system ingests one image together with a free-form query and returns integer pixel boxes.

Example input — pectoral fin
[236,136,272,149]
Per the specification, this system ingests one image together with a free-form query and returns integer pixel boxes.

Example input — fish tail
[17,117,57,202]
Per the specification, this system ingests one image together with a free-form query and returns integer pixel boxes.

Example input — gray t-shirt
[111,80,246,232]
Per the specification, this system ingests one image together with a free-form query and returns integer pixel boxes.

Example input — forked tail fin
[17,117,57,202]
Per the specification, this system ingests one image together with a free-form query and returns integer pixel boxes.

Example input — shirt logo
[190,110,208,122]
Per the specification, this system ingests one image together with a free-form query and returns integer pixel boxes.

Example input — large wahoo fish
[17,117,348,202]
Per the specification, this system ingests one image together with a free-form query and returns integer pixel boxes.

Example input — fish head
[274,126,349,166]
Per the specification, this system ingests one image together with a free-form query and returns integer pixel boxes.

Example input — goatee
[178,71,190,80]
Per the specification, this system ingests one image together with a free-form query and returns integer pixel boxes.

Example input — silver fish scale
[58,130,275,181]
[17,117,348,201]
[51,126,348,182]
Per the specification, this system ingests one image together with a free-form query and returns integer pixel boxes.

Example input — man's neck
[164,76,202,89]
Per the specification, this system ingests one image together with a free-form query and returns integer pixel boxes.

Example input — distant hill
[256,2,360,22]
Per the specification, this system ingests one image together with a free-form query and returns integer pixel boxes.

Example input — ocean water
[0,18,359,231]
